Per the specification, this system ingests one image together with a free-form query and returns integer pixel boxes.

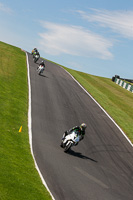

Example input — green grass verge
[62,67,133,143]
[0,40,132,199]
[0,41,52,200]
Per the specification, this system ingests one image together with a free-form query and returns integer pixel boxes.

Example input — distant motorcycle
[33,54,40,63]
[37,65,45,75]
[60,130,81,153]
[31,48,38,55]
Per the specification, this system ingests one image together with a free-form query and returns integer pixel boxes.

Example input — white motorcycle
[37,65,45,75]
[60,130,81,153]
[33,54,40,63]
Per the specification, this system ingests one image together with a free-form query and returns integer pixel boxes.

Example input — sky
[0,0,133,79]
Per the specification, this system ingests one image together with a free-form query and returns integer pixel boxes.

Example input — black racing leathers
[64,126,85,141]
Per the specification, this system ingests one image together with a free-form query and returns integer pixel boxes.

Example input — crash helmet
[40,60,44,65]
[80,123,87,131]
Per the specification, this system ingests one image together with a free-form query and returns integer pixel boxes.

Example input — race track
[27,53,133,200]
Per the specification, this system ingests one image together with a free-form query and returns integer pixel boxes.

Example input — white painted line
[26,52,55,200]
[61,67,133,147]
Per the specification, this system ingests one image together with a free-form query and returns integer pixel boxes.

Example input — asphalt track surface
[28,53,133,200]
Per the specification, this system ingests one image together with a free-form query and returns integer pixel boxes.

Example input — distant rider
[62,123,87,145]
[38,60,45,68]
[33,50,40,57]
[37,60,45,70]
[31,48,38,55]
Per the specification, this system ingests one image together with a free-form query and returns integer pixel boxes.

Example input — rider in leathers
[62,123,87,145]
[37,60,45,69]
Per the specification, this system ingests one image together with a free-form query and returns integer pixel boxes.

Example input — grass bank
[0,41,52,200]
[0,40,132,199]
[62,67,133,143]
[44,58,133,143]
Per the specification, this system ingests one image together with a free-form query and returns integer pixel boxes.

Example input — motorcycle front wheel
[64,143,72,153]
[60,141,64,148]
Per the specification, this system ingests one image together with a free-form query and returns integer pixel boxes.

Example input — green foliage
[0,41,52,200]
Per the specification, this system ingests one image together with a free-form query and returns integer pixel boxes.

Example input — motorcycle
[37,65,45,75]
[33,54,40,63]
[60,130,81,153]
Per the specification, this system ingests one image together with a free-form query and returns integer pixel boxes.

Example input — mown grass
[62,67,133,143]
[0,41,52,200]
[0,40,132,200]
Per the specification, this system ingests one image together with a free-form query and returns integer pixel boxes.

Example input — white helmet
[80,123,87,131]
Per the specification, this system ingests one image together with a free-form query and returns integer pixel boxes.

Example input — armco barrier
[114,77,133,93]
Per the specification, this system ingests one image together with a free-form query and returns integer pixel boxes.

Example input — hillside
[0,40,132,200]
[62,66,133,143]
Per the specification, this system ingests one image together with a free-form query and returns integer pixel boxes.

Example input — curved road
[28,53,133,200]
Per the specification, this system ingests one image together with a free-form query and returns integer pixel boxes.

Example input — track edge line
[61,66,133,147]
[26,52,56,200]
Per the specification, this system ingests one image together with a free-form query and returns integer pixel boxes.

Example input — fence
[112,75,133,93]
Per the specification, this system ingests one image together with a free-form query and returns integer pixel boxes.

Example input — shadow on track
[39,74,49,78]
[68,149,98,163]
